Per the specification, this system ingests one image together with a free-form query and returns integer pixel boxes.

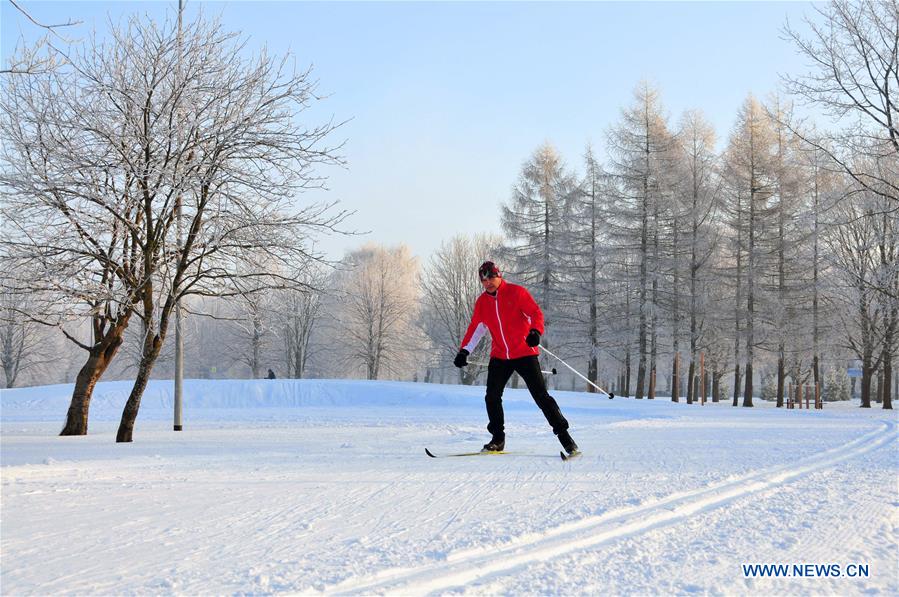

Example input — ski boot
[557,430,579,455]
[481,436,505,452]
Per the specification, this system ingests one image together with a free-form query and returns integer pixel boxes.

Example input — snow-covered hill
[1,379,896,595]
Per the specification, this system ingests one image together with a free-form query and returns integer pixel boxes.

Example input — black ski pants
[485,355,569,439]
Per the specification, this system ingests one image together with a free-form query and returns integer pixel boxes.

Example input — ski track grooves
[330,420,895,596]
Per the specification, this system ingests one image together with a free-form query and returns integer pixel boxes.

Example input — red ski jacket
[460,280,545,360]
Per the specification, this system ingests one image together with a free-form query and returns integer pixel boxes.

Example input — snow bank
[0,378,642,415]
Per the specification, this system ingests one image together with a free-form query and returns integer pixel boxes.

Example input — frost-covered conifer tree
[556,146,617,391]
[500,142,578,368]
[605,82,677,399]
[766,96,811,407]
[673,110,719,403]
[721,95,779,407]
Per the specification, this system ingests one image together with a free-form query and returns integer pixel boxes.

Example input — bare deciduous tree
[331,244,420,381]
[675,110,720,404]
[826,187,893,407]
[783,0,899,204]
[421,233,501,385]
[2,11,348,441]
[1,0,81,75]
[0,282,54,387]
[279,264,328,380]
[1,52,144,432]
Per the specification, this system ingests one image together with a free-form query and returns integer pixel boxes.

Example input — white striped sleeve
[463,322,488,353]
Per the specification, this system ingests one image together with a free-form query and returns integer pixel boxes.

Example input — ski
[425,448,580,461]
[425,448,508,458]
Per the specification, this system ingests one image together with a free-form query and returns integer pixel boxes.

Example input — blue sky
[2,1,818,262]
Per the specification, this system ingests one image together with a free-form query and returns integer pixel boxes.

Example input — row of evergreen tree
[491,83,896,408]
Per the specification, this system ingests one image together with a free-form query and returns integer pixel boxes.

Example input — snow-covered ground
[2,379,897,596]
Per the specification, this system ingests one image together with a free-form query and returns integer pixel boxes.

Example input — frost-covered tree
[605,81,677,399]
[825,186,892,408]
[1,74,142,433]
[501,142,578,364]
[783,0,899,204]
[801,142,840,397]
[765,96,812,407]
[280,265,328,380]
[330,244,421,381]
[721,95,778,407]
[1,11,346,440]
[229,291,277,379]
[0,283,54,388]
[674,110,720,404]
[824,366,851,401]
[562,146,615,391]
[421,233,501,385]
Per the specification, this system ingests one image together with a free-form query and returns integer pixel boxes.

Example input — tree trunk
[776,353,785,408]
[251,314,261,379]
[587,296,597,393]
[635,342,646,399]
[116,336,162,443]
[885,360,894,410]
[61,318,129,436]
[624,350,632,398]
[860,353,872,408]
[743,185,755,408]
[883,310,895,409]
[636,178,649,401]
[671,352,680,402]
[743,361,754,407]
[61,351,114,435]
[813,355,820,399]
[293,340,306,379]
[687,354,696,404]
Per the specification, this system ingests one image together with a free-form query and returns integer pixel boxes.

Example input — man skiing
[454,261,578,455]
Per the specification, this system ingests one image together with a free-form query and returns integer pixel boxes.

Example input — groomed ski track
[332,420,896,595]
[2,379,896,595]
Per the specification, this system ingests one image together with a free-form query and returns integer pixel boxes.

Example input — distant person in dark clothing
[266,369,276,379]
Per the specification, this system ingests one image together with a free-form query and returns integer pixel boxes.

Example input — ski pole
[538,344,615,398]
[465,360,557,375]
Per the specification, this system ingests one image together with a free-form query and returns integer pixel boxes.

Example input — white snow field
[1,379,897,596]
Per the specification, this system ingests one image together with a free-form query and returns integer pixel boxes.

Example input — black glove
[453,349,469,368]
[526,329,541,347]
